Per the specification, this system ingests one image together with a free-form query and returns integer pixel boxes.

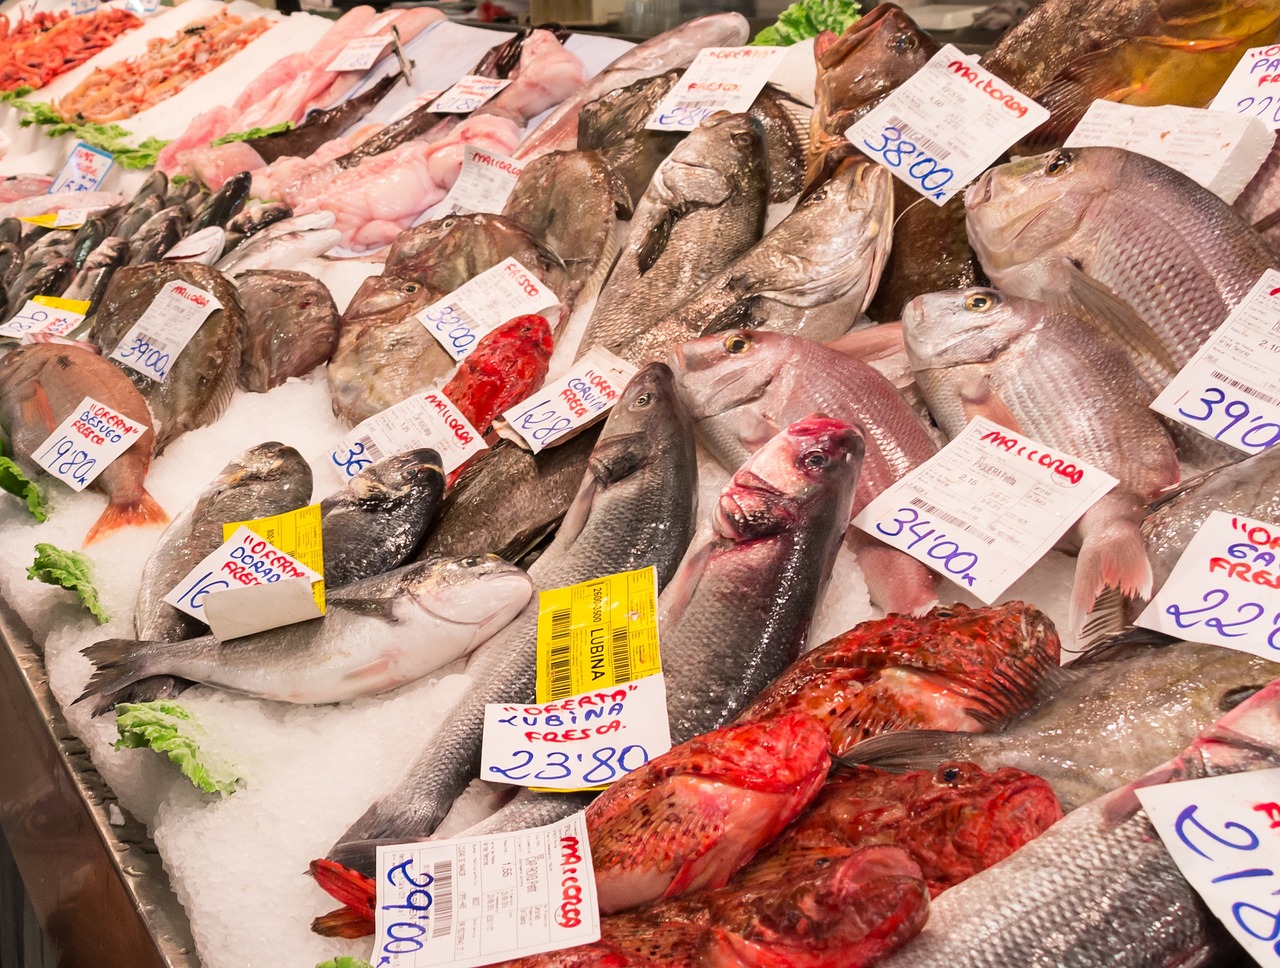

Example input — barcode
[356,435,385,462]
[1210,370,1280,408]
[908,497,995,546]
[885,114,951,161]
[430,860,454,939]
[138,331,169,352]
[546,607,572,700]
[611,624,631,683]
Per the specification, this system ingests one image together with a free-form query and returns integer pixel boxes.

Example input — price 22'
[1165,587,1280,648]
[488,744,651,786]
[1234,94,1280,126]
[1178,387,1280,452]
[874,506,979,587]
[35,434,96,487]
[861,126,954,201]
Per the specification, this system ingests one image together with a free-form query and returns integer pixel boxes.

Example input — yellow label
[32,294,91,314]
[18,214,59,228]
[223,503,326,613]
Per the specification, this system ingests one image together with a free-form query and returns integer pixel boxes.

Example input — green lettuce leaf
[0,457,46,522]
[211,121,294,146]
[315,959,374,968]
[114,701,240,796]
[27,543,106,622]
[751,0,860,45]
[0,91,170,169]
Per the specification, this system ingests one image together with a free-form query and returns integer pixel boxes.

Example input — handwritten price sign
[49,142,112,193]
[428,75,511,114]
[500,348,636,453]
[1154,269,1280,454]
[416,258,559,362]
[0,295,89,340]
[1138,769,1280,965]
[645,46,784,132]
[331,389,484,479]
[31,396,146,492]
[1212,44,1280,129]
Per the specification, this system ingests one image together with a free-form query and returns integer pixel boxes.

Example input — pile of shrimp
[53,10,271,123]
[0,9,142,91]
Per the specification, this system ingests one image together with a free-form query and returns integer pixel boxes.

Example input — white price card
[1211,44,1280,130]
[1064,100,1274,203]
[645,46,786,132]
[852,416,1118,602]
[163,523,323,625]
[331,389,485,479]
[1136,768,1280,967]
[433,145,525,218]
[49,142,113,194]
[482,674,671,791]
[108,281,221,383]
[0,295,89,340]
[1151,269,1280,455]
[844,45,1048,206]
[326,35,391,72]
[31,396,146,492]
[416,258,559,362]
[124,0,159,15]
[498,348,636,453]
[372,813,600,968]
[1136,511,1280,658]
[71,0,98,14]
[428,75,511,115]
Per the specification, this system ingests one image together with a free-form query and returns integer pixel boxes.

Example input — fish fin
[588,432,648,488]
[20,382,57,436]
[1070,516,1154,637]
[310,906,375,939]
[1046,260,1179,380]
[309,858,376,917]
[636,209,675,276]
[555,473,599,548]
[1073,585,1131,654]
[603,162,635,220]
[579,221,622,309]
[835,729,973,773]
[75,637,164,716]
[959,374,1023,433]
[1024,55,1143,151]
[657,538,714,628]
[84,486,169,546]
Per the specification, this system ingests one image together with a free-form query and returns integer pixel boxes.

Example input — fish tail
[310,906,374,939]
[1071,519,1153,636]
[75,637,166,716]
[309,859,376,918]
[84,486,169,546]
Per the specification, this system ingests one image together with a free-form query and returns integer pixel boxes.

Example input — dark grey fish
[748,85,811,204]
[10,257,74,305]
[132,170,169,204]
[115,194,165,240]
[129,206,186,265]
[68,216,110,270]
[320,449,445,589]
[576,71,682,210]
[188,171,252,232]
[236,268,340,392]
[250,73,404,164]
[222,202,293,254]
[164,179,201,207]
[0,217,22,248]
[330,363,700,876]
[62,237,130,314]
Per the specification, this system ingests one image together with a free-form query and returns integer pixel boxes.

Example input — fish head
[1189,677,1280,775]
[347,448,445,510]
[670,329,789,422]
[716,414,864,541]
[595,361,685,448]
[816,5,938,126]
[965,147,1117,276]
[407,554,532,635]
[902,287,1039,370]
[662,112,767,206]
[342,273,436,324]
[214,441,312,495]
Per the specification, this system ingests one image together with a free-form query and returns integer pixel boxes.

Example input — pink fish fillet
[251,122,386,203]
[295,115,519,251]
[180,141,267,192]
[478,29,585,124]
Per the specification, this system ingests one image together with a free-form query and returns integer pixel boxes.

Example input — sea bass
[587,713,831,914]
[846,636,1280,812]
[235,269,340,392]
[965,147,1279,395]
[0,343,167,545]
[329,364,699,875]
[670,328,940,613]
[579,113,768,360]
[873,675,1280,968]
[89,262,243,453]
[660,414,864,743]
[740,602,1061,757]
[77,556,532,714]
[903,288,1180,628]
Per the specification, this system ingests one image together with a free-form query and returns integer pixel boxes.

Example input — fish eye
[940,766,962,783]
[723,333,752,354]
[633,391,654,409]
[964,291,998,312]
[1045,151,1073,176]
[890,32,918,52]
[463,555,483,566]
[730,131,754,147]
[1220,685,1264,711]
[934,607,954,618]
[403,282,420,293]
[802,451,830,470]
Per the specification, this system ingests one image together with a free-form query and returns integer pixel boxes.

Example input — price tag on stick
[844,45,1048,206]
[31,396,146,492]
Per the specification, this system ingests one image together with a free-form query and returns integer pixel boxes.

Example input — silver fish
[162,226,226,265]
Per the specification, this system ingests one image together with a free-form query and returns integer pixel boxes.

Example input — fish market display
[77,557,532,713]
[53,10,272,123]
[576,72,682,208]
[0,8,142,91]
[235,269,340,393]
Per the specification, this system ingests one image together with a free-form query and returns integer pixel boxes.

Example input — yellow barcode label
[224,503,326,613]
[33,294,91,314]
[535,566,660,702]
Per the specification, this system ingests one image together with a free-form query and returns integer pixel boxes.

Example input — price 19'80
[34,434,95,487]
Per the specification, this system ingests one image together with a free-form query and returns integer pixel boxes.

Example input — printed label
[372,813,600,967]
[852,416,1118,602]
[416,258,559,362]
[1136,511,1280,658]
[327,36,391,72]
[645,46,786,132]
[1211,44,1280,130]
[844,45,1048,206]
[434,145,525,218]
[498,348,637,453]
[0,295,89,340]
[1064,100,1274,203]
[124,0,159,15]
[428,75,511,115]
[1136,769,1280,967]
[30,396,146,492]
[331,389,485,479]
[49,142,113,194]
[108,281,221,383]
[1151,269,1280,454]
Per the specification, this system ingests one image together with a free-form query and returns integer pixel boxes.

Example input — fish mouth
[717,471,795,538]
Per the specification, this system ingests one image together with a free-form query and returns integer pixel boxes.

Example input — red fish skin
[586,713,832,915]
[441,314,554,434]
[737,602,1061,756]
